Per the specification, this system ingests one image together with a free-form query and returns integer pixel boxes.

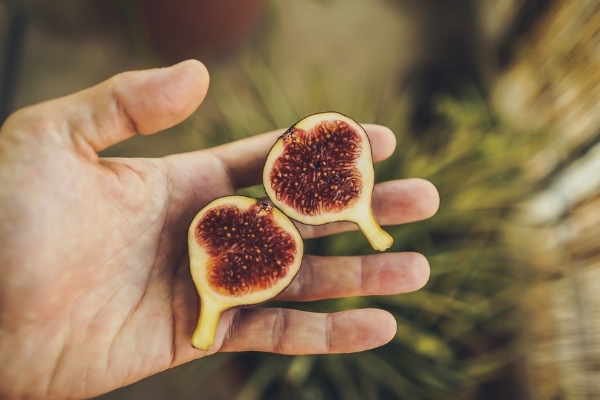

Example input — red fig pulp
[263,112,393,251]
[188,195,303,350]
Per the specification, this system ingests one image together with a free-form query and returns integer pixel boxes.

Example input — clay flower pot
[138,0,265,61]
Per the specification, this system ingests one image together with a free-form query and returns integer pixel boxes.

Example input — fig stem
[191,300,223,351]
[355,210,393,251]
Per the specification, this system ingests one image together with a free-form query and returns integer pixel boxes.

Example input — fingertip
[410,178,440,219]
[373,309,398,346]
[374,179,440,226]
[359,309,397,349]
[179,59,210,78]
[363,124,397,162]
[166,59,210,125]
[174,59,210,100]
[421,179,440,218]
[404,252,431,291]
[363,308,398,350]
[112,59,210,136]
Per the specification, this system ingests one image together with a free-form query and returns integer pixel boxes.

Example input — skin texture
[0,60,440,399]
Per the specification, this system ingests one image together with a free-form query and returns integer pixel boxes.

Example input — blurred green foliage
[169,36,546,398]
[101,1,549,398]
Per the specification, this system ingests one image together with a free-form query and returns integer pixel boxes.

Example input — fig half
[263,112,393,251]
[188,195,303,350]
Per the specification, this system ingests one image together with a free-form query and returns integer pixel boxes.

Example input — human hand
[0,60,439,399]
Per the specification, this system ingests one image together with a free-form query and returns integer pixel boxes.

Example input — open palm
[0,61,439,399]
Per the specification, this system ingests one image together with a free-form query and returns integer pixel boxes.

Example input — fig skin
[188,195,303,350]
[263,112,393,251]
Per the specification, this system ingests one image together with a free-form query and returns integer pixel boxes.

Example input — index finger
[210,124,397,190]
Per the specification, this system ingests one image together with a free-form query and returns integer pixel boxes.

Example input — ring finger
[276,252,430,301]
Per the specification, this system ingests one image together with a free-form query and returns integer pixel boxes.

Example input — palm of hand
[0,61,438,399]
[0,134,232,397]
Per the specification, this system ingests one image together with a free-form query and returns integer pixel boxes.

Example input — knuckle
[1,105,59,143]
[270,309,286,353]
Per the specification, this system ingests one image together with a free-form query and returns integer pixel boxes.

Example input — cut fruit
[263,112,393,251]
[188,195,303,350]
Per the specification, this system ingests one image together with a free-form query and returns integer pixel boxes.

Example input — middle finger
[276,252,430,302]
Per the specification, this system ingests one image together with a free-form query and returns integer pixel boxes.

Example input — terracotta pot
[138,0,265,61]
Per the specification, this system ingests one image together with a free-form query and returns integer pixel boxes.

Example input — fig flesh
[263,112,393,251]
[188,195,303,350]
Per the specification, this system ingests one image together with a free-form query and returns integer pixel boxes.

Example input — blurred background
[1,0,599,398]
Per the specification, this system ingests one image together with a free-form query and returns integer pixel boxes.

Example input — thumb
[6,60,209,157]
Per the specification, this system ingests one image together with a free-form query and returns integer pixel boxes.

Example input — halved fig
[188,195,303,350]
[263,112,393,251]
